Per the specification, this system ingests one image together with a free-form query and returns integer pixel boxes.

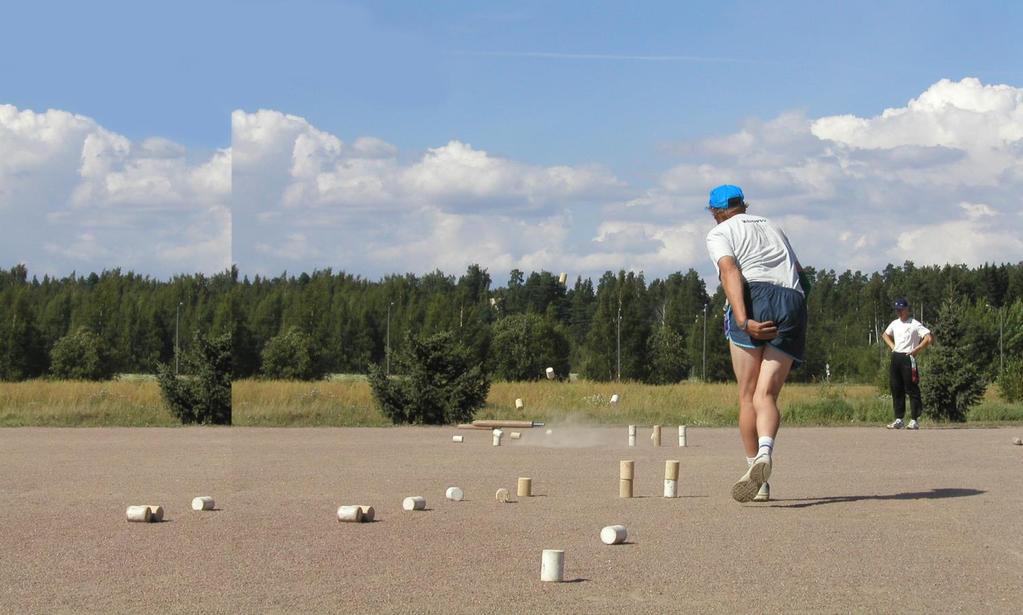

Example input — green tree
[368,330,490,425]
[922,293,986,422]
[260,326,324,380]
[490,313,570,381]
[50,327,113,380]
[156,331,232,424]
[646,326,689,384]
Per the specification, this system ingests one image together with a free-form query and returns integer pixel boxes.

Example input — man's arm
[910,333,934,356]
[882,332,895,351]
[717,256,777,340]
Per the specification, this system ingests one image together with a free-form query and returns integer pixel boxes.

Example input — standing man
[883,298,933,430]
[704,185,808,503]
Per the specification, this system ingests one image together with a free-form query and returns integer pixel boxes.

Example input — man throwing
[883,298,933,430]
[704,185,808,503]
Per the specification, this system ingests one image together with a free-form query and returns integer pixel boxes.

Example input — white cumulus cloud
[0,104,230,276]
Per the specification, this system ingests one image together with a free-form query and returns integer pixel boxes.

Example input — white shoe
[906,419,919,430]
[732,453,771,503]
[753,482,770,502]
[886,419,904,429]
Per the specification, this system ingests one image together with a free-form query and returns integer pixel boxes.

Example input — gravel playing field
[1,425,1021,614]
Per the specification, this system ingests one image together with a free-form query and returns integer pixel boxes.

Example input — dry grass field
[1,378,1020,427]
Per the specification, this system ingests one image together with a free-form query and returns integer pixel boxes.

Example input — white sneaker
[753,482,770,502]
[886,419,904,429]
[732,453,771,503]
[906,419,919,430]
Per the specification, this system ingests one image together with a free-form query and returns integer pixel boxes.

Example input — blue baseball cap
[893,298,910,309]
[708,184,745,209]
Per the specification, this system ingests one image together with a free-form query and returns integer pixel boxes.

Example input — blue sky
[2,1,1022,279]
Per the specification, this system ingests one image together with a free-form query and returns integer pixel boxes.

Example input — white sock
[746,456,756,468]
[757,436,774,457]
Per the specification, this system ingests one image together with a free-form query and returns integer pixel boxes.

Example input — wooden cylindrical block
[665,460,680,481]
[452,435,464,443]
[540,549,565,582]
[679,425,688,447]
[446,487,464,501]
[492,429,503,446]
[600,525,628,545]
[145,505,164,522]
[358,505,375,521]
[510,431,521,440]
[619,479,633,498]
[126,505,151,523]
[619,460,634,480]
[651,424,661,447]
[545,367,555,380]
[337,505,363,522]
[628,425,636,447]
[515,398,525,410]
[517,477,532,497]
[664,479,678,498]
[402,496,426,511]
[191,496,214,511]
[495,488,511,503]
[610,394,620,405]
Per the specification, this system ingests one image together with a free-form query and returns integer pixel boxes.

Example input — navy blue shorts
[724,282,807,363]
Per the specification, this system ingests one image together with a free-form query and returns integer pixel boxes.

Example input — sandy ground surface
[1,425,1022,614]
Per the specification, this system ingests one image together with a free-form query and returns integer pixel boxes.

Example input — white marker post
[664,460,680,498]
[628,424,636,447]
[678,425,688,447]
[540,549,565,582]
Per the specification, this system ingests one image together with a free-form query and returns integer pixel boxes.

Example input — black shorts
[724,281,807,363]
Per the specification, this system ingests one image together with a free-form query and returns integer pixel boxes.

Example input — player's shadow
[769,487,984,508]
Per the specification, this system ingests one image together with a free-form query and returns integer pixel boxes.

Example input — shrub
[50,327,113,380]
[156,331,232,424]
[368,330,490,425]
[260,327,324,380]
[922,294,986,422]
[997,358,1023,402]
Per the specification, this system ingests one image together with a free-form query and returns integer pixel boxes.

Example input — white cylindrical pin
[628,425,636,447]
[600,525,628,545]
[492,428,503,446]
[679,425,688,447]
[515,398,525,410]
[610,394,619,405]
[540,549,565,582]
[495,488,511,503]
[126,505,151,523]
[358,505,375,521]
[664,479,678,498]
[546,367,555,380]
[191,496,214,511]
[517,477,532,497]
[337,505,363,522]
[145,505,164,522]
[446,487,464,501]
[651,425,661,447]
[558,272,568,285]
[452,435,464,443]
[510,431,521,440]
[402,496,426,511]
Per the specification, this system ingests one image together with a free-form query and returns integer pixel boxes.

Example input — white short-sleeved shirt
[885,318,931,353]
[705,213,802,292]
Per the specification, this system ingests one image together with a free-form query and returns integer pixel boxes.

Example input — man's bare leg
[752,345,794,441]
[729,342,764,458]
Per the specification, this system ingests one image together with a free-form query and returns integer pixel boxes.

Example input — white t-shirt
[705,213,802,292]
[885,318,931,353]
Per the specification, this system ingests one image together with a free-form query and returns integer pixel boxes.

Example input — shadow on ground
[769,488,985,509]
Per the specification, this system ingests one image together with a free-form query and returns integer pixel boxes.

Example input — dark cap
[893,298,910,310]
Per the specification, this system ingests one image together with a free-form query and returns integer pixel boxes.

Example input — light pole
[386,301,394,376]
[175,301,183,375]
[702,303,708,381]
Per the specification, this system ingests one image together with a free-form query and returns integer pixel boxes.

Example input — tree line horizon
[1,261,1020,384]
